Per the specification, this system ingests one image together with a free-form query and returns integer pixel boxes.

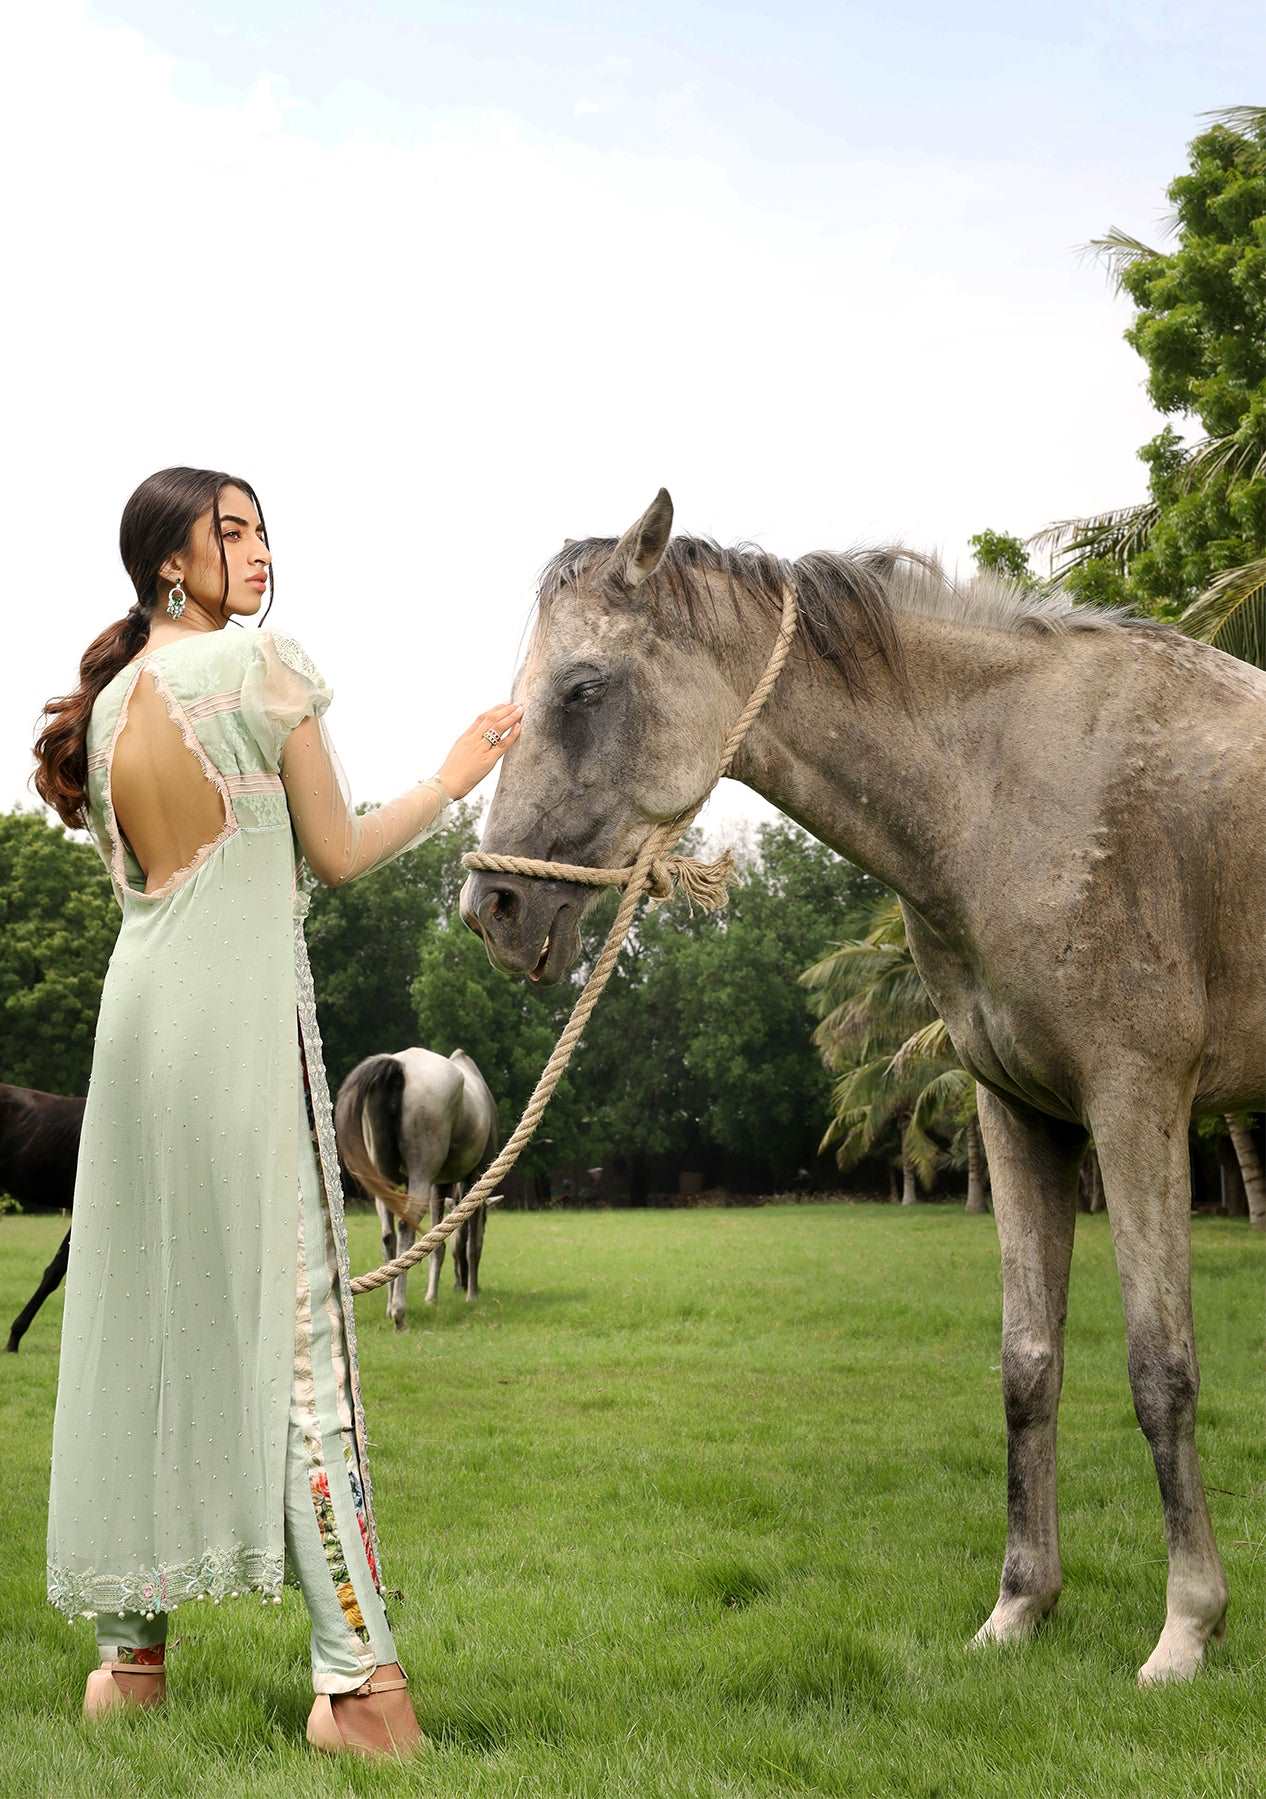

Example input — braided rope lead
[349,584,800,1295]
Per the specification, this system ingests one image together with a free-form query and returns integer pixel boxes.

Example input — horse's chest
[899,903,1082,1123]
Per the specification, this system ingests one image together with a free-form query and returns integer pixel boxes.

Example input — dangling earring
[166,577,187,620]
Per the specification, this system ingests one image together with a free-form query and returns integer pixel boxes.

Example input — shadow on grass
[665,1555,776,1611]
[717,1622,896,1717]
[359,1287,597,1335]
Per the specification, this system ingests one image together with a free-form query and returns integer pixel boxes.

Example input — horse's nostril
[480,884,519,929]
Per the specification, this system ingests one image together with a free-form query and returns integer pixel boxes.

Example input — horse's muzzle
[459,870,585,985]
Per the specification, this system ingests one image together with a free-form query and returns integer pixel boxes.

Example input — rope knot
[645,857,674,900]
[645,849,738,913]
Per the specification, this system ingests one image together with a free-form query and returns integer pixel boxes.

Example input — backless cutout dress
[46,626,450,1621]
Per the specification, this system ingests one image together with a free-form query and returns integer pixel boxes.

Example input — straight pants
[96,1047,401,1694]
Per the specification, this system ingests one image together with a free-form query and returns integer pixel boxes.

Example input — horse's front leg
[970,1085,1085,1649]
[1092,1080,1227,1684]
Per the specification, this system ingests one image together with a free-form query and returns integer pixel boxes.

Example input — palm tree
[799,897,988,1210]
[1226,1117,1266,1229]
[887,1018,990,1214]
[1031,423,1266,662]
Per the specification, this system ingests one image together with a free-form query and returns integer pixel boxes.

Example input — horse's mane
[534,534,1177,701]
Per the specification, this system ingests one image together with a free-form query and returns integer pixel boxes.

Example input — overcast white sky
[4,0,1260,847]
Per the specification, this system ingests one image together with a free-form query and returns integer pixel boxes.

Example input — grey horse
[460,489,1266,1685]
[335,1047,498,1323]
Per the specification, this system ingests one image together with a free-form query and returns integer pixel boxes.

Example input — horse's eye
[566,680,607,707]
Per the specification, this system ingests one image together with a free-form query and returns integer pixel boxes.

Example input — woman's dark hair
[32,466,274,830]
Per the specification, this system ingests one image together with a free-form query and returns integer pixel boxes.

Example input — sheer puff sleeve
[240,630,453,887]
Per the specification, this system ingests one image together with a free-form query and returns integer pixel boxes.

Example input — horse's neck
[727,606,1040,925]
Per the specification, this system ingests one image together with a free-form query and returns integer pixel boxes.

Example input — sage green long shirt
[46,627,449,1621]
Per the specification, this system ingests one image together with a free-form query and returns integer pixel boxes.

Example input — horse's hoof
[1137,1610,1226,1686]
[967,1592,1055,1649]
[1137,1650,1201,1687]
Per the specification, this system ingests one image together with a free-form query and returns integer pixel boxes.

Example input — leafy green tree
[1038,106,1266,650]
[665,823,884,1181]
[544,873,716,1187]
[0,810,117,1094]
[969,529,1037,587]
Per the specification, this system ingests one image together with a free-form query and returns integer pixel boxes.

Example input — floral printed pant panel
[96,1038,401,1693]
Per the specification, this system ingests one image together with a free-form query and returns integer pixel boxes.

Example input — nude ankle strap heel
[305,1670,423,1760]
[350,1674,408,1695]
[83,1658,166,1719]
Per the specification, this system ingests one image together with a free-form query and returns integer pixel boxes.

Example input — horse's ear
[612,488,673,590]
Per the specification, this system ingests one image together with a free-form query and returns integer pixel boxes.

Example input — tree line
[1,783,1259,1214]
[0,801,892,1202]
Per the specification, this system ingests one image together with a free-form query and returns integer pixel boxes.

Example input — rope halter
[457,844,738,913]
[460,580,800,911]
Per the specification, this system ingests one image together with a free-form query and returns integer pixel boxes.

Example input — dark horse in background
[2,1083,86,1352]
[3,1071,423,1349]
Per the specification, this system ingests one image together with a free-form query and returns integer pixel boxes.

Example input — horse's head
[459,489,744,984]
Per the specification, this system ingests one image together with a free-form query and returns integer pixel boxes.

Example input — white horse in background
[335,1046,499,1326]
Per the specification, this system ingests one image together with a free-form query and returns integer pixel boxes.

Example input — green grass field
[2,1203,1264,1797]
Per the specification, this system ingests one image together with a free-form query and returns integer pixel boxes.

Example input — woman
[32,465,522,1761]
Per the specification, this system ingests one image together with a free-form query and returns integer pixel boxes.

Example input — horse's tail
[334,1054,411,1219]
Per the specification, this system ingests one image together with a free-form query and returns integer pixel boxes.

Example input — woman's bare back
[110,666,229,895]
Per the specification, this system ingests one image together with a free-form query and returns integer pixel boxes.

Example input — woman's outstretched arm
[280,710,448,884]
[280,700,523,887]
[242,629,522,886]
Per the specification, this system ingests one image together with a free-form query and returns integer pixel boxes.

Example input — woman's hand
[437,703,524,801]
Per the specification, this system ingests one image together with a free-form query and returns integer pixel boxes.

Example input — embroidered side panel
[300,1040,354,1433]
[292,1101,372,1647]
[343,1435,379,1589]
[309,1466,370,1641]
[291,922,386,1588]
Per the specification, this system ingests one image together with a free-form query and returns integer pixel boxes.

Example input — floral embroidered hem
[46,1546,287,1621]
[112,1644,167,1666]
